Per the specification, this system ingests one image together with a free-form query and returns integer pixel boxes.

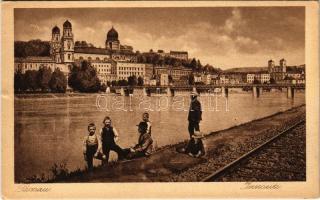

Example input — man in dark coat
[187,91,202,138]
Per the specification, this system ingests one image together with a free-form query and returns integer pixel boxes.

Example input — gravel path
[211,122,306,181]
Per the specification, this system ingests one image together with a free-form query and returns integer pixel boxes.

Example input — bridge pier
[253,86,260,98]
[287,86,294,99]
[143,88,147,96]
[166,87,172,97]
[221,87,228,98]
[120,87,125,96]
[259,87,263,95]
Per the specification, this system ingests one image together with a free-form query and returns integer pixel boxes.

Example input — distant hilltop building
[169,51,188,60]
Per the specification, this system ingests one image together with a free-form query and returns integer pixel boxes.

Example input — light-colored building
[194,75,202,83]
[247,73,270,84]
[247,74,255,83]
[116,62,146,80]
[169,51,188,60]
[219,75,229,84]
[201,74,212,85]
[160,74,169,86]
[260,73,271,83]
[169,67,192,81]
[287,72,302,79]
[14,57,57,73]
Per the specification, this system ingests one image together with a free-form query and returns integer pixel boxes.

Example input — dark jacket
[188,98,202,122]
[185,139,205,156]
[133,133,153,155]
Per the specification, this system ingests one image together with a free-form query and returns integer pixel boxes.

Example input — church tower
[61,20,74,63]
[105,26,120,51]
[50,26,62,63]
[268,59,275,73]
[280,58,287,73]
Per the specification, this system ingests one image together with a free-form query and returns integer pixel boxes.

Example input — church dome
[107,26,119,41]
[52,26,60,34]
[63,20,72,28]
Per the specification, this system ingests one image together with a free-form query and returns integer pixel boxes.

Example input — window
[68,54,71,60]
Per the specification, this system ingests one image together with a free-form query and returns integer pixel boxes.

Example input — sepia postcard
[1,1,319,199]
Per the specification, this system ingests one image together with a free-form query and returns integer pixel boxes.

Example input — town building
[116,62,146,80]
[160,74,169,86]
[169,51,188,60]
[169,66,192,81]
[268,59,287,81]
[246,73,270,84]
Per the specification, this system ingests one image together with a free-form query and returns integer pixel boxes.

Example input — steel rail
[201,119,305,182]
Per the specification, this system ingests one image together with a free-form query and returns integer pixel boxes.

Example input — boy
[97,116,124,164]
[142,112,152,135]
[83,123,99,170]
[184,131,205,158]
[125,122,153,159]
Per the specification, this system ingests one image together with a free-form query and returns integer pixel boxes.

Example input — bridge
[109,83,305,98]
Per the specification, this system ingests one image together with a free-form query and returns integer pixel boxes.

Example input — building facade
[116,62,146,80]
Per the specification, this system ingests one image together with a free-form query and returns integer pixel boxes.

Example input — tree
[190,58,197,71]
[197,59,203,72]
[100,83,107,92]
[137,76,144,86]
[188,74,195,85]
[118,79,128,86]
[37,66,52,91]
[111,80,118,86]
[68,60,101,92]
[14,69,26,92]
[128,75,137,86]
[253,79,261,84]
[49,68,67,93]
[24,70,39,91]
[168,75,174,84]
[14,40,50,58]
[270,78,276,84]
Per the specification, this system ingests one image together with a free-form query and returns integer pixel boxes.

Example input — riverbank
[32,104,306,183]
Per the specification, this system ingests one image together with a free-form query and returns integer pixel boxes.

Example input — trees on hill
[14,40,50,58]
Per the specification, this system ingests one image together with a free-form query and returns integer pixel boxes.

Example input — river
[14,91,305,182]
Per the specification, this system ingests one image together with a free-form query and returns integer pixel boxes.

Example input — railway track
[201,119,306,182]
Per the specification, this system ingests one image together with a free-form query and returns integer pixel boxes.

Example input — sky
[14,7,305,69]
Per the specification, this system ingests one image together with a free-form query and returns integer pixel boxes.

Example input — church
[15,20,141,84]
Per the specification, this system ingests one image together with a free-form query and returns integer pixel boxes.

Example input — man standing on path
[188,91,202,138]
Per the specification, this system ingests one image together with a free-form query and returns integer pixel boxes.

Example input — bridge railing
[110,83,305,89]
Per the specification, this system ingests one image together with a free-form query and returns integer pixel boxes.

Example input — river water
[14,91,305,182]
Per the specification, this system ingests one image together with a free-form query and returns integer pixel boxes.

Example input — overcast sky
[14,7,305,69]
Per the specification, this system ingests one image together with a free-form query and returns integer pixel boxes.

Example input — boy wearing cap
[188,91,202,138]
[185,131,205,158]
